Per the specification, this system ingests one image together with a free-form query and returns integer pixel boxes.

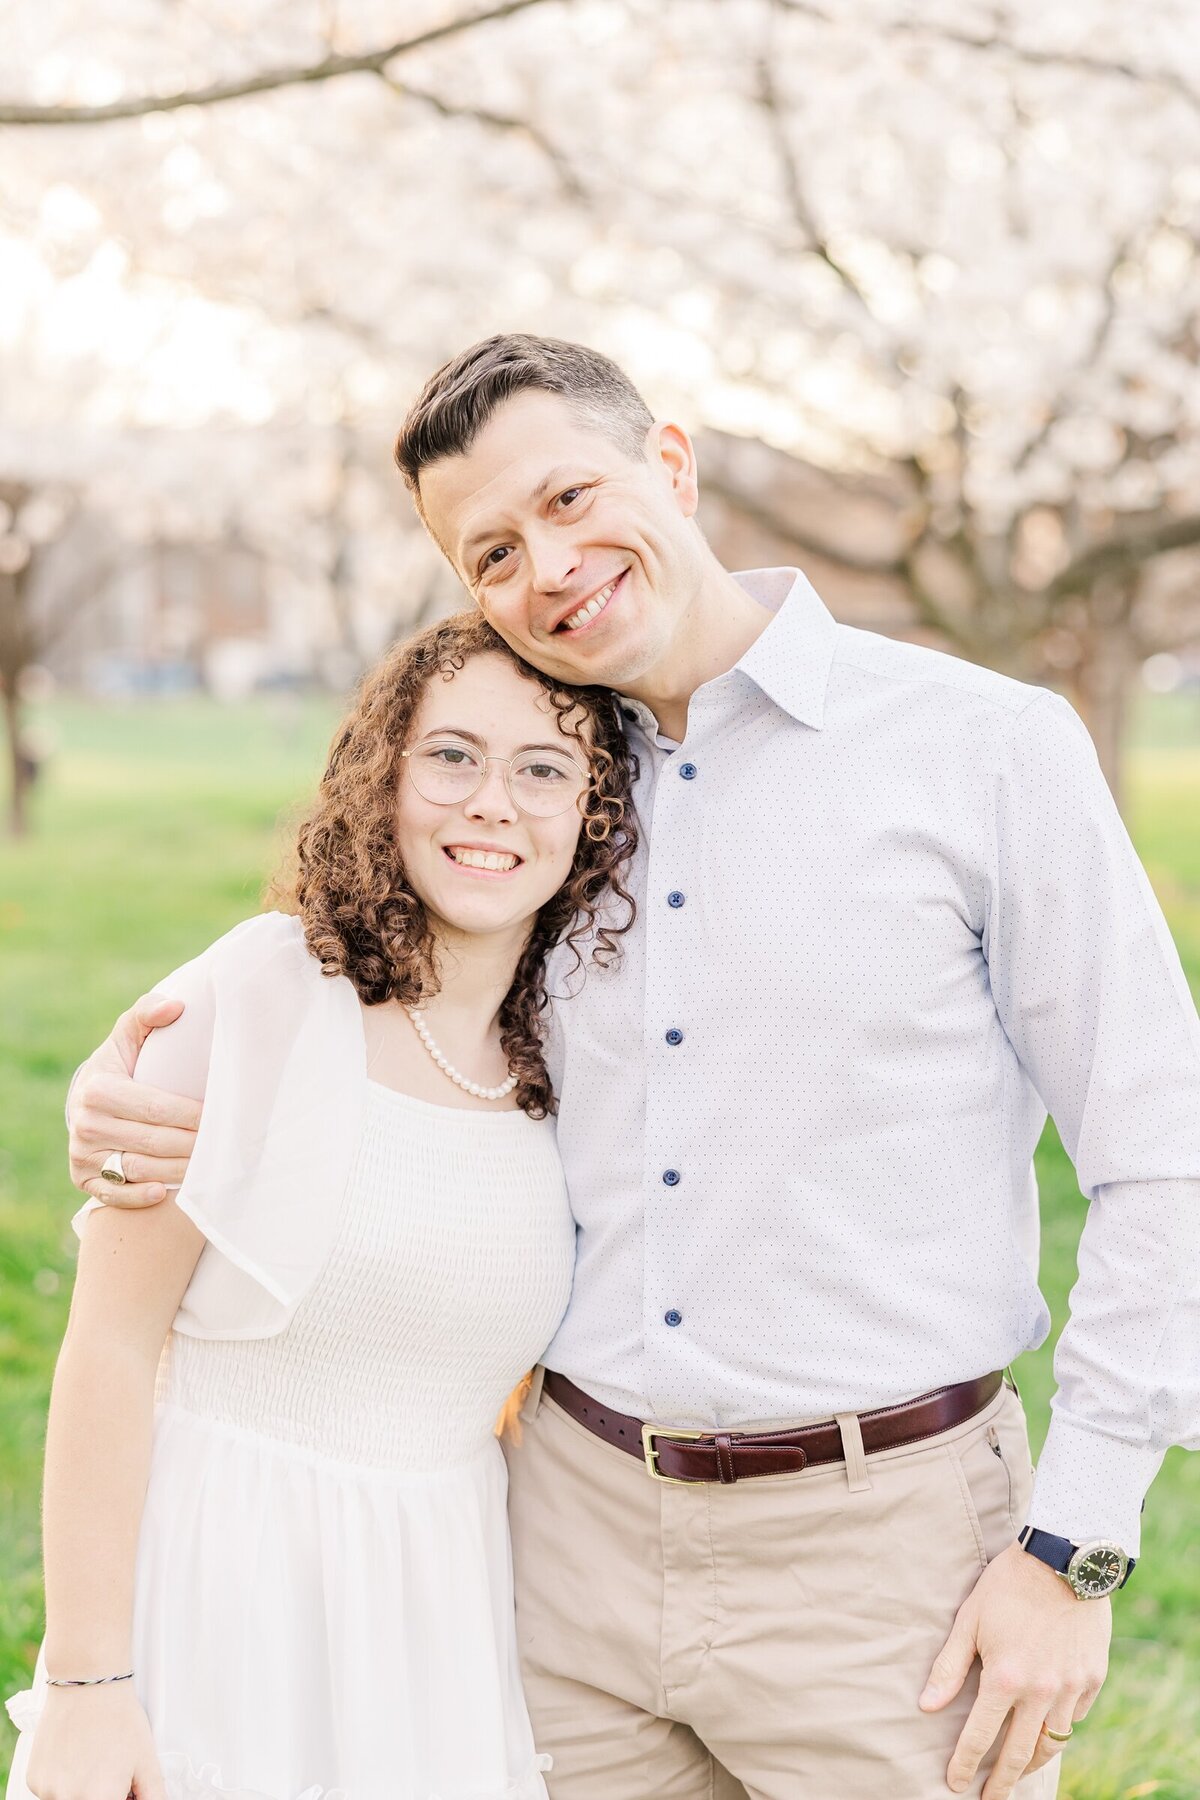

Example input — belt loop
[1003,1364,1021,1400]
[520,1365,547,1424]
[835,1411,871,1493]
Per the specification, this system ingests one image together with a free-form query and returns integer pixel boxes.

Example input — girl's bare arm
[26,1198,205,1799]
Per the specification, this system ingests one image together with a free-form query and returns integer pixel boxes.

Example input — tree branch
[0,0,564,125]
[772,0,1200,117]
[887,449,993,658]
[1045,511,1200,600]
[705,464,991,652]
[376,73,586,201]
[701,472,906,577]
[753,35,877,327]
[897,547,980,657]
[1013,229,1140,473]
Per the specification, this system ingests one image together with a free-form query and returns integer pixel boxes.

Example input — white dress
[6,915,575,1800]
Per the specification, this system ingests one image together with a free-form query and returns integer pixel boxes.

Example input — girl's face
[394,652,591,949]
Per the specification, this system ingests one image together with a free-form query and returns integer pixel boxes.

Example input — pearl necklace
[404,1007,519,1102]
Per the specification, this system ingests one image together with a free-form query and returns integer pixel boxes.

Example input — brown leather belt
[543,1368,1005,1485]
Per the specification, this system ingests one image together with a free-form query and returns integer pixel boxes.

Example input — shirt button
[664,1309,683,1327]
[665,1028,683,1046]
[663,1168,681,1186]
[667,890,686,908]
[679,762,697,780]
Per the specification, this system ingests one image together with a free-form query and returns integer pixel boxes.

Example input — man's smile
[554,569,628,635]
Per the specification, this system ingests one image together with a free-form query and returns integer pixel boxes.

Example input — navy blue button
[665,1028,683,1046]
[662,1168,681,1186]
[664,1309,683,1327]
[679,762,697,780]
[667,890,686,908]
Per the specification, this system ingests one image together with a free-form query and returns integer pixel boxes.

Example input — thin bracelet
[45,1671,134,1688]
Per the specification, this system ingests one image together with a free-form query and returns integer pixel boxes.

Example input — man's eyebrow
[459,468,578,563]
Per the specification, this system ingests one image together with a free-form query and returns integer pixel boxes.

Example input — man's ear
[645,420,700,519]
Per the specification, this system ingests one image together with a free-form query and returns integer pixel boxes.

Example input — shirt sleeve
[986,691,1200,1554]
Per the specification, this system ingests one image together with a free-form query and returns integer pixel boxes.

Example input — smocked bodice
[159,1082,574,1471]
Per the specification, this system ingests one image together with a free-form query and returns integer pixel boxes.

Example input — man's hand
[68,995,200,1210]
[919,1541,1110,1799]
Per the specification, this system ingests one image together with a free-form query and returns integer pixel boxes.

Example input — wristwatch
[1018,1526,1134,1599]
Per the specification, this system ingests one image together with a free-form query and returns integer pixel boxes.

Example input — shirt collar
[617,567,838,740]
[731,567,838,730]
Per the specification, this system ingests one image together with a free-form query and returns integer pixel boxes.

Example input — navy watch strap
[1019,1526,1072,1571]
[1019,1526,1136,1587]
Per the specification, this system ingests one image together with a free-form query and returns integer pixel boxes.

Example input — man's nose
[526,527,581,594]
[465,760,518,824]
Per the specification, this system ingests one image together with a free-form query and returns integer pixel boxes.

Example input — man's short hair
[393,334,654,509]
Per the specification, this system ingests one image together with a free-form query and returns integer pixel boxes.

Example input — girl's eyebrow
[418,727,579,756]
[418,727,486,748]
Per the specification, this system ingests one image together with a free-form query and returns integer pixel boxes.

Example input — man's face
[418,390,703,693]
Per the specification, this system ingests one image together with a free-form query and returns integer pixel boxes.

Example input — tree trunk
[2,679,29,838]
[1074,670,1129,813]
[1065,584,1137,815]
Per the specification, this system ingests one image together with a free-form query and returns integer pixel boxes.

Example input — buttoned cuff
[1027,1414,1164,1558]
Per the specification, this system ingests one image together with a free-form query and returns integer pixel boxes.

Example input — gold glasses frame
[400,739,592,818]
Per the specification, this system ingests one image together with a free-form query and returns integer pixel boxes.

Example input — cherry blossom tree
[2,0,1198,812]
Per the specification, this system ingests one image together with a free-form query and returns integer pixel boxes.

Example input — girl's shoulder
[156,911,316,1000]
[190,908,307,969]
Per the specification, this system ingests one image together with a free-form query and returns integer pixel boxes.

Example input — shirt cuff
[1027,1413,1164,1558]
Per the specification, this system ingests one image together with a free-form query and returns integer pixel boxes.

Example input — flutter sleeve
[76,912,367,1339]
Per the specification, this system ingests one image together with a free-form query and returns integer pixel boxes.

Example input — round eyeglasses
[401,737,592,818]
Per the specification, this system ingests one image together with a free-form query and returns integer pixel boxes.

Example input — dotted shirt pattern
[541,567,1200,1554]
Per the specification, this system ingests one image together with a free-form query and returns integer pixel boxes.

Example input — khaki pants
[504,1373,1059,1800]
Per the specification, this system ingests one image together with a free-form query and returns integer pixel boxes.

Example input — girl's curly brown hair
[271,610,638,1119]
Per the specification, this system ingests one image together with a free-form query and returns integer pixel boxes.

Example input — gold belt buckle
[642,1422,707,1484]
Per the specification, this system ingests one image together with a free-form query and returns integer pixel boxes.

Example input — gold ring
[1041,1724,1074,1743]
[99,1152,128,1186]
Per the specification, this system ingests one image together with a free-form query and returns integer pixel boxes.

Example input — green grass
[0,694,338,1766]
[2,694,1198,1796]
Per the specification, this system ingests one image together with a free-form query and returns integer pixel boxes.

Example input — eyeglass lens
[407,741,587,816]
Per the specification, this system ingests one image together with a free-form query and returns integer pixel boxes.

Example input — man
[69,335,1200,1800]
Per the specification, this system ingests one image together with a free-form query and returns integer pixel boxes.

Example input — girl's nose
[465,759,518,824]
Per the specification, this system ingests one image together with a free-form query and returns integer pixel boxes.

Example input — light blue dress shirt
[541,567,1200,1553]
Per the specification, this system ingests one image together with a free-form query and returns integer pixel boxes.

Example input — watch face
[1068,1541,1127,1598]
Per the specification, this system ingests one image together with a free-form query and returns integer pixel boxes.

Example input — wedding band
[1041,1724,1074,1743]
[99,1152,128,1186]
